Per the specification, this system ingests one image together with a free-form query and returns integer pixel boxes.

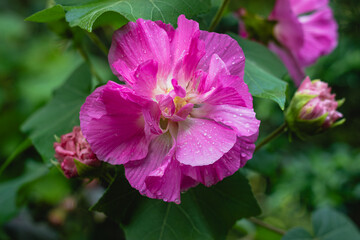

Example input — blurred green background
[1,0,359,239]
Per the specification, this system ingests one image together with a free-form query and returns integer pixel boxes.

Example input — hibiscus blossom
[80,15,260,203]
[269,0,338,85]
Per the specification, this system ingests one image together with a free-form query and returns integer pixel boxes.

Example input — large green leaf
[0,161,48,225]
[230,34,287,78]
[25,5,65,23]
[91,171,261,240]
[55,0,211,32]
[229,33,287,110]
[21,64,92,162]
[283,208,360,240]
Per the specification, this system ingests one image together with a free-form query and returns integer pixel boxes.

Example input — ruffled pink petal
[270,0,304,50]
[198,31,245,78]
[296,7,338,66]
[155,21,175,42]
[170,103,194,122]
[145,157,181,203]
[268,42,305,86]
[132,59,158,98]
[199,85,247,107]
[61,157,78,178]
[176,118,237,166]
[142,101,163,135]
[171,15,200,72]
[220,75,254,108]
[157,94,175,118]
[203,54,230,92]
[124,133,180,202]
[181,137,255,187]
[195,54,253,107]
[171,79,186,98]
[290,0,328,15]
[80,81,152,165]
[109,19,171,85]
[192,104,260,139]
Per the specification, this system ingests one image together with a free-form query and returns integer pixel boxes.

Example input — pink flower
[285,77,344,138]
[298,77,343,128]
[269,0,338,85]
[54,126,101,178]
[80,15,260,203]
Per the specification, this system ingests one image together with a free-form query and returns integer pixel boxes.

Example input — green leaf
[91,171,261,240]
[229,33,287,109]
[0,161,48,224]
[229,34,287,78]
[21,64,92,162]
[74,159,102,178]
[245,59,287,110]
[56,0,211,32]
[25,5,65,23]
[282,208,360,240]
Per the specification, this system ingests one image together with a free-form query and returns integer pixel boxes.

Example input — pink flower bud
[285,77,344,138]
[54,126,101,178]
[298,77,343,128]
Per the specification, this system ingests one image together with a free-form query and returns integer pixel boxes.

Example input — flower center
[173,96,187,112]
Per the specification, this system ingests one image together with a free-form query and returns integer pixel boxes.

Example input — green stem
[208,0,231,32]
[77,45,104,84]
[255,122,287,152]
[0,138,32,177]
[87,32,109,56]
[249,217,286,235]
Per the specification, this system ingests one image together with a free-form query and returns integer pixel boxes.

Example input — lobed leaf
[25,5,65,23]
[21,64,92,162]
[91,171,261,240]
[55,0,212,32]
[282,208,360,240]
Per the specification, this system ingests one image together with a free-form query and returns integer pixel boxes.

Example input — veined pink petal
[220,75,253,108]
[80,81,153,165]
[296,7,338,66]
[270,0,304,50]
[143,101,163,135]
[132,60,158,98]
[200,85,247,106]
[109,19,171,86]
[203,54,230,92]
[192,104,260,139]
[290,0,328,15]
[170,103,194,122]
[176,118,237,166]
[125,133,180,202]
[198,31,245,78]
[145,157,182,203]
[181,137,255,186]
[171,15,201,73]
